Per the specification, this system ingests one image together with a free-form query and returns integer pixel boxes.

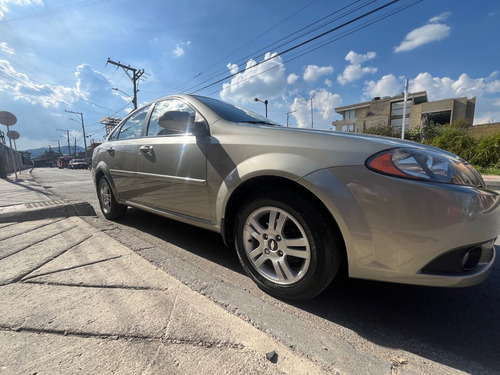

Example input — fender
[214,152,325,224]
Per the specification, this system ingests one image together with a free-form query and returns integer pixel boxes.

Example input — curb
[0,201,96,223]
[483,176,500,191]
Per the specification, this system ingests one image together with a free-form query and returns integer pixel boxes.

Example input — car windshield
[193,95,280,126]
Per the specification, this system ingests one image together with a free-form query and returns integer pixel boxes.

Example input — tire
[234,190,343,301]
[98,177,127,220]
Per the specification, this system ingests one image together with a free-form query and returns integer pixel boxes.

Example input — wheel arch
[221,175,347,267]
[93,163,118,196]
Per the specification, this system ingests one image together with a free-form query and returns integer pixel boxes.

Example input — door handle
[139,145,154,155]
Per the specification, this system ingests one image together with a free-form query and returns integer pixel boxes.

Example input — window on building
[390,99,411,131]
[423,110,452,126]
[390,117,409,130]
[341,124,355,132]
[344,109,355,120]
[391,100,412,117]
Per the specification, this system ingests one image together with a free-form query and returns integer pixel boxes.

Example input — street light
[66,110,88,161]
[286,110,296,127]
[254,97,268,118]
[113,87,134,98]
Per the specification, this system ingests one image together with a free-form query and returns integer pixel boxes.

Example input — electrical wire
[205,0,422,97]
[191,0,402,95]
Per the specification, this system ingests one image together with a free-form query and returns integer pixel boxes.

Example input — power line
[205,0,422,97]
[191,0,402,95]
[170,0,319,93]
[185,0,373,94]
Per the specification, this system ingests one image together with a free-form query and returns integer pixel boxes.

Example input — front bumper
[302,166,500,287]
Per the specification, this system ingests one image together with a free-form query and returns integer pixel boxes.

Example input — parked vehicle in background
[56,156,72,169]
[68,159,88,169]
[92,94,500,300]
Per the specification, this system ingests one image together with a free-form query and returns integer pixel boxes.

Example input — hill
[22,146,85,158]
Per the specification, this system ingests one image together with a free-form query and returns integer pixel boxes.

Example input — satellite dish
[0,111,17,126]
[7,130,20,140]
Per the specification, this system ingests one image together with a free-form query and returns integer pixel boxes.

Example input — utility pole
[66,110,88,161]
[107,58,144,109]
[51,139,61,153]
[57,129,71,156]
[308,97,314,129]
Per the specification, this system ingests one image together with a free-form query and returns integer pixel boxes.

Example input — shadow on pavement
[103,207,500,375]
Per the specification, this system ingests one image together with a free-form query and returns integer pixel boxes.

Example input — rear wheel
[234,191,343,300]
[98,177,127,220]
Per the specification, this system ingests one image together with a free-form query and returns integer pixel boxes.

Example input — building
[332,91,476,133]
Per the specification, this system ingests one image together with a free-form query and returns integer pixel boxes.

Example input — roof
[335,91,428,113]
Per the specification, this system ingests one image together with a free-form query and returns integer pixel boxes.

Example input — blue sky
[0,0,499,151]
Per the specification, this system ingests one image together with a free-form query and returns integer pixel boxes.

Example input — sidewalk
[0,170,330,374]
[483,174,500,190]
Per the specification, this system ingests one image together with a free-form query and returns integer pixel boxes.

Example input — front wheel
[98,177,127,220]
[234,191,343,300]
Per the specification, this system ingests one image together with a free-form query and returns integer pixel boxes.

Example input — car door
[135,98,210,220]
[103,105,150,201]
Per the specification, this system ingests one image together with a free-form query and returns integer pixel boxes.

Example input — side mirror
[158,111,191,133]
[157,111,209,137]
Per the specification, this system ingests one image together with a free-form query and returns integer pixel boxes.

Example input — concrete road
[30,167,500,374]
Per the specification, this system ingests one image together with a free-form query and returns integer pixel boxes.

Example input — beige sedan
[92,95,500,300]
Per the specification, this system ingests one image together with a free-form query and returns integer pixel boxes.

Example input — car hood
[210,121,438,170]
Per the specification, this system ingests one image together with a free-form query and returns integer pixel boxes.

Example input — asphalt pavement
[0,169,330,375]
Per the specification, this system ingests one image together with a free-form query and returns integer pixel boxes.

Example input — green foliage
[474,165,500,175]
[364,124,421,142]
[469,134,500,167]
[427,126,476,161]
[364,124,399,138]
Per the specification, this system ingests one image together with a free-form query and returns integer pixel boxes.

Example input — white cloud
[345,51,376,65]
[338,64,377,85]
[173,45,185,57]
[220,52,286,104]
[0,60,121,111]
[290,89,341,129]
[227,63,239,75]
[0,42,14,55]
[325,79,332,87]
[172,41,191,58]
[0,0,43,20]
[474,115,494,125]
[0,59,74,107]
[429,11,451,23]
[303,65,333,83]
[75,63,112,99]
[411,72,500,100]
[363,74,402,99]
[394,22,450,53]
[287,73,299,85]
[337,51,377,85]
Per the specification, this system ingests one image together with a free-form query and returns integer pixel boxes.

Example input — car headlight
[366,147,484,187]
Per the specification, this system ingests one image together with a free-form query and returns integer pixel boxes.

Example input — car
[92,94,500,300]
[68,159,88,169]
